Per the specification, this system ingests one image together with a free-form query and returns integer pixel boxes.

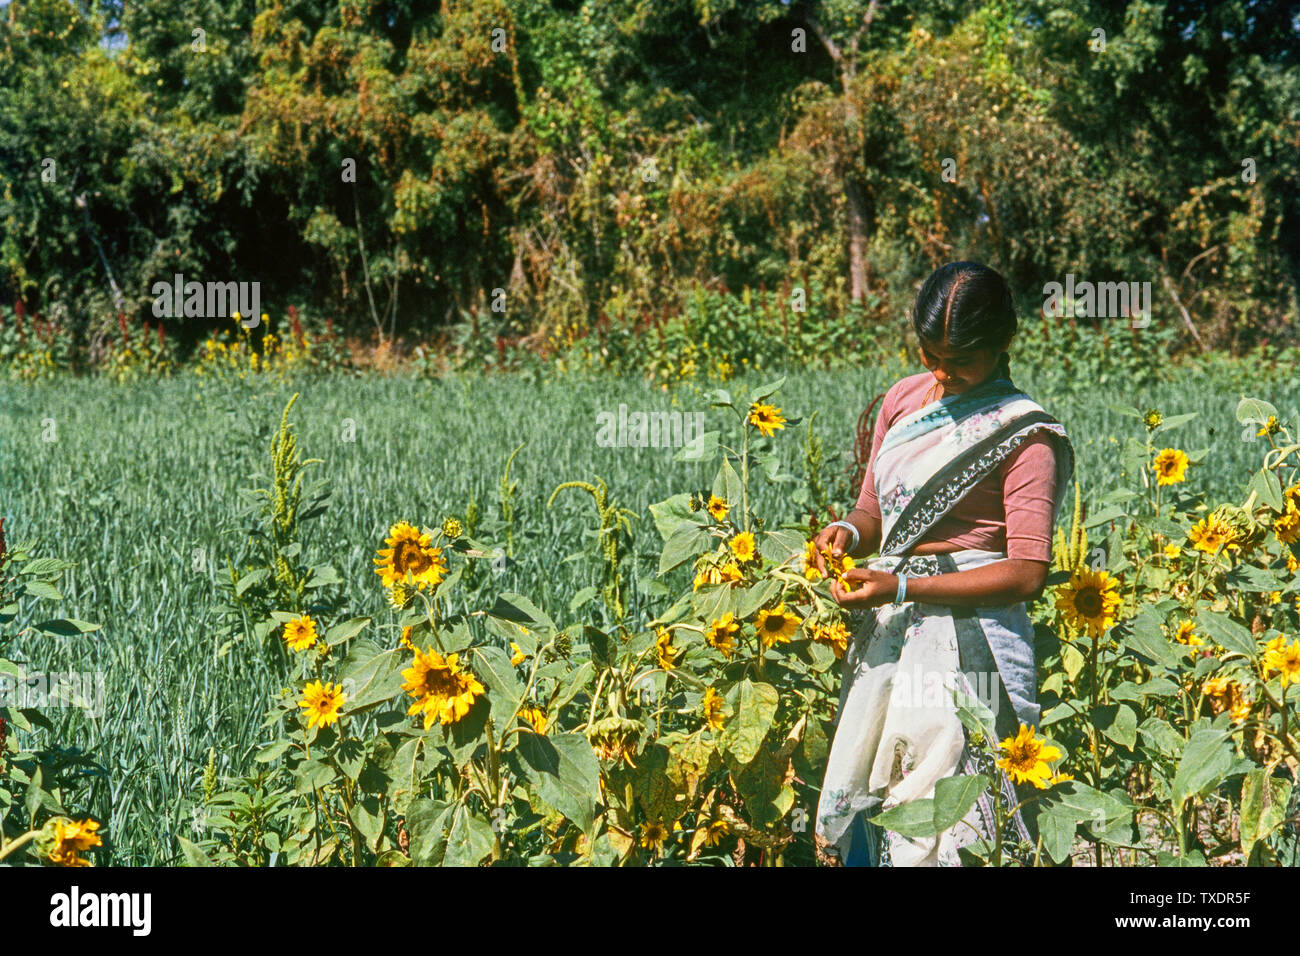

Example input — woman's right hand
[813,522,853,576]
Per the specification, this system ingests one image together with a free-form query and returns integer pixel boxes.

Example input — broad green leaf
[1039,808,1077,864]
[1093,703,1138,750]
[712,457,743,507]
[1138,716,1185,758]
[1247,468,1284,513]
[1235,397,1278,425]
[442,804,496,867]
[514,732,602,835]
[648,493,698,543]
[1240,769,1292,858]
[952,686,997,739]
[933,774,988,831]
[21,580,63,601]
[1171,728,1234,808]
[759,527,806,566]
[870,799,938,839]
[325,616,370,647]
[484,592,556,632]
[1195,611,1256,658]
[16,557,74,576]
[33,619,101,636]
[659,525,712,574]
[405,798,451,866]
[349,795,385,850]
[1123,607,1181,668]
[1223,564,1282,594]
[471,644,522,711]
[718,680,778,766]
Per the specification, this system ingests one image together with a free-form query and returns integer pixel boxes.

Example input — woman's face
[917,337,1003,395]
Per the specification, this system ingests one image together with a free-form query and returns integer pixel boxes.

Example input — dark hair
[912,261,1017,379]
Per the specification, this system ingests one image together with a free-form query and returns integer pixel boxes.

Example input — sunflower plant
[0,518,104,867]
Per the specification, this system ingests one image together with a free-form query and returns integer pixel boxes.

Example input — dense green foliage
[1,0,1296,369]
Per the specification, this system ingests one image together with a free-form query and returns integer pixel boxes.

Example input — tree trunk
[844,175,869,302]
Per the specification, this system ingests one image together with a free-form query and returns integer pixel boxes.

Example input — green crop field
[1,363,1297,864]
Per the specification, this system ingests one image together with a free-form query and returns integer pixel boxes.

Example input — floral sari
[814,377,1074,867]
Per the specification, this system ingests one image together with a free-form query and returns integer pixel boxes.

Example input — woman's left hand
[829,569,897,608]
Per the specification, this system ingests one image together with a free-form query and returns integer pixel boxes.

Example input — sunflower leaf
[1235,397,1278,426]
[869,799,939,839]
[1172,728,1234,809]
[513,731,601,835]
[471,644,522,711]
[1194,610,1255,658]
[718,680,778,767]
[933,774,988,831]
[325,616,370,647]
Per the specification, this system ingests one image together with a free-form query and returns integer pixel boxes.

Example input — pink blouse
[856,372,1058,562]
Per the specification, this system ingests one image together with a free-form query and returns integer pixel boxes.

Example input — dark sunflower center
[1075,587,1103,617]
[396,541,431,575]
[763,617,783,632]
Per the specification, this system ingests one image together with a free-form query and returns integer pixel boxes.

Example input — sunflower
[281,614,318,652]
[510,641,527,666]
[1152,448,1189,486]
[374,521,448,590]
[704,613,740,658]
[820,545,857,590]
[693,556,742,590]
[995,724,1063,789]
[1188,514,1240,555]
[640,820,670,852]
[441,517,463,539]
[1142,409,1163,429]
[519,705,548,734]
[748,402,787,437]
[656,627,681,669]
[298,680,347,729]
[42,818,102,867]
[701,686,726,731]
[1263,639,1300,688]
[754,604,800,647]
[1273,504,1300,545]
[387,581,416,609]
[1287,552,1299,574]
[1163,543,1181,559]
[1053,568,1123,637]
[1173,620,1203,648]
[809,619,851,659]
[401,647,486,728]
[729,531,757,563]
[1258,416,1280,437]
[701,817,731,847]
[706,495,729,522]
[801,540,824,581]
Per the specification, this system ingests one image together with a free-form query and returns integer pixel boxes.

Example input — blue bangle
[894,572,908,605]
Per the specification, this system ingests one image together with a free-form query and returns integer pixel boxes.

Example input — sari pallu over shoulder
[874,377,1076,558]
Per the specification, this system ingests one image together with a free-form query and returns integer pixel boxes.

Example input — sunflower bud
[441,517,463,539]
[1142,408,1163,430]
[1214,503,1263,550]
[387,582,416,609]
[554,630,572,657]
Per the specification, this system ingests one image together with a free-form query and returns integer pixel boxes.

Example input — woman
[812,261,1074,867]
